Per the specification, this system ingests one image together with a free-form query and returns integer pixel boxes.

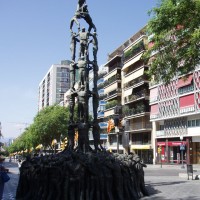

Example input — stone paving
[142,164,200,200]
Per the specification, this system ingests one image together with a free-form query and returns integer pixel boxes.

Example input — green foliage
[124,40,145,61]
[105,100,118,110]
[144,0,200,83]
[8,105,71,154]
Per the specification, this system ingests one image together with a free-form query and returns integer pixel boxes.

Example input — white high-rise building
[38,60,71,111]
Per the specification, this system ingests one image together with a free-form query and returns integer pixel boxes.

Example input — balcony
[98,89,104,96]
[178,85,194,95]
[97,111,104,118]
[124,92,149,104]
[156,130,165,137]
[123,105,149,119]
[104,88,122,101]
[99,100,106,106]
[99,93,107,100]
[124,40,145,63]
[104,74,121,88]
[124,75,146,90]
[97,78,104,90]
[99,122,108,129]
[125,123,152,132]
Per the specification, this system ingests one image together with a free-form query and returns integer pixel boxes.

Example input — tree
[32,105,70,149]
[144,0,200,83]
[8,105,74,154]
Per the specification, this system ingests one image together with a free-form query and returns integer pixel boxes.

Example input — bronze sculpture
[16,1,149,199]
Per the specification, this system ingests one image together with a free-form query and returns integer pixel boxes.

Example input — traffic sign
[180,144,185,151]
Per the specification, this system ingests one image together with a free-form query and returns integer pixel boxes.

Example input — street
[2,159,19,200]
[2,159,200,200]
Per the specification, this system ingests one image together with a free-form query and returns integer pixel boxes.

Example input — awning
[177,74,193,88]
[179,94,194,108]
[122,53,143,71]
[151,104,159,114]
[124,68,144,83]
[124,88,133,97]
[131,145,151,150]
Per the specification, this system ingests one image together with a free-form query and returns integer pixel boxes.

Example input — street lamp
[180,136,185,169]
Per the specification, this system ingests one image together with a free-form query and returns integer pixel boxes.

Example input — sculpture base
[16,150,149,200]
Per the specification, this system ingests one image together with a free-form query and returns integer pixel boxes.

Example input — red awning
[177,74,193,88]
[151,104,158,114]
[179,94,195,108]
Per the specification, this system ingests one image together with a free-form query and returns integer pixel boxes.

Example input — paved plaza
[2,159,200,200]
[143,164,200,200]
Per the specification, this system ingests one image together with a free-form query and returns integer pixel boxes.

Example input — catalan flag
[107,118,115,133]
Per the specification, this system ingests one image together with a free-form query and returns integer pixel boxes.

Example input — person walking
[0,156,6,199]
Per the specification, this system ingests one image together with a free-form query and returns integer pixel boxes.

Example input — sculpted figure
[70,62,77,91]
[77,86,88,122]
[89,32,98,62]
[70,0,96,33]
[92,120,102,152]
[79,27,91,57]
[70,32,79,61]
[77,56,87,88]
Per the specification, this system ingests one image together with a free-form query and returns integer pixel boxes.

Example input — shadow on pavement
[142,196,200,200]
[146,180,186,187]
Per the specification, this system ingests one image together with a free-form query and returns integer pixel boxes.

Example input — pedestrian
[18,159,22,173]
[0,156,6,199]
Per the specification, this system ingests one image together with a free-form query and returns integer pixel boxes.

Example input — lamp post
[180,136,185,169]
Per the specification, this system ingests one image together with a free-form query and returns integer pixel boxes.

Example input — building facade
[150,67,200,164]
[38,60,70,111]
[102,27,153,163]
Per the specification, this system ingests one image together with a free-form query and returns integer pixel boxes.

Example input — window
[187,119,200,127]
[192,120,196,127]
[196,119,200,126]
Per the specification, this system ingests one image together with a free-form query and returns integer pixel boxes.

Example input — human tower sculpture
[68,0,101,152]
[16,1,149,199]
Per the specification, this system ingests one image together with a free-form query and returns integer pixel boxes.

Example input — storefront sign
[157,141,187,146]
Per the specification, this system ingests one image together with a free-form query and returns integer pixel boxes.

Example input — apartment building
[103,27,153,163]
[38,60,70,111]
[150,68,200,164]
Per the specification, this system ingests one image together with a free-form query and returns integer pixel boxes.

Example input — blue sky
[0,0,157,138]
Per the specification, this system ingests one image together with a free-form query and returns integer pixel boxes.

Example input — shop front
[130,145,153,164]
[156,139,188,164]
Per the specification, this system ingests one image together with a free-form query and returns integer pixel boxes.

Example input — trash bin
[187,164,193,180]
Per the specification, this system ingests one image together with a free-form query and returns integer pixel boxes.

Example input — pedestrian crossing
[2,193,15,200]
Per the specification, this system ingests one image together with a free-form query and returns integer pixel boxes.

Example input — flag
[107,118,115,133]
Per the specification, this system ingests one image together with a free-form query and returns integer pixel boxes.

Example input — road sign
[180,144,185,151]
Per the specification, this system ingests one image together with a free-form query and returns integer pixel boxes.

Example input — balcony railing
[123,106,149,118]
[178,85,194,95]
[105,89,122,100]
[124,40,145,63]
[99,93,107,100]
[156,130,165,137]
[99,122,108,129]
[124,75,145,90]
[98,111,104,118]
[105,100,118,110]
[104,74,121,88]
[124,91,148,104]
[125,123,152,131]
